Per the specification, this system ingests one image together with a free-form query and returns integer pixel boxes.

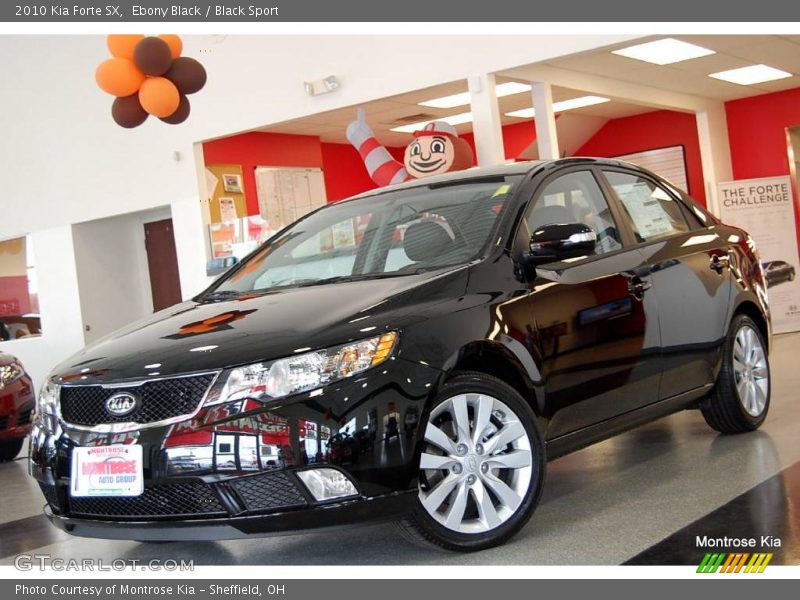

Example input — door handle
[628,276,652,300]
[710,254,730,274]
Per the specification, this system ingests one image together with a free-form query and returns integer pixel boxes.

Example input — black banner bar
[2,0,800,22]
[3,579,799,600]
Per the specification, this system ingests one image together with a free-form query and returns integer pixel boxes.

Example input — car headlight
[0,363,24,390]
[212,331,397,405]
[34,380,60,433]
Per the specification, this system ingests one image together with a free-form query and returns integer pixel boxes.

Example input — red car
[0,351,35,461]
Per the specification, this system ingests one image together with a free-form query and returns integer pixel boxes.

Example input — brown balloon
[111,94,148,128]
[133,36,173,76]
[158,34,183,59]
[165,57,207,95]
[160,95,191,125]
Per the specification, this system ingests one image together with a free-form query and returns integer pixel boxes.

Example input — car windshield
[206,176,520,295]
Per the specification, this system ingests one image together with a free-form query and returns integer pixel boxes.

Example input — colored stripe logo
[697,552,773,573]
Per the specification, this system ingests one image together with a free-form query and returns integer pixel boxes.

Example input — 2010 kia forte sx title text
[30,158,771,551]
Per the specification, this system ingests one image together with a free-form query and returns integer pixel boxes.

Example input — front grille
[230,471,308,514]
[68,482,226,521]
[60,373,216,427]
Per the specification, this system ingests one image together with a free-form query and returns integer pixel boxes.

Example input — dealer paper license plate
[70,445,143,497]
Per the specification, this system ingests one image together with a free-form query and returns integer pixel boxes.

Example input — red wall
[320,142,383,202]
[204,121,540,215]
[462,120,537,162]
[725,86,800,251]
[203,132,325,215]
[0,276,31,317]
[726,87,800,180]
[576,110,706,206]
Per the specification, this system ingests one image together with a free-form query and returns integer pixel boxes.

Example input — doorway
[72,207,179,344]
[144,218,183,311]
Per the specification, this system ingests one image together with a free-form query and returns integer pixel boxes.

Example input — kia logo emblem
[105,392,139,417]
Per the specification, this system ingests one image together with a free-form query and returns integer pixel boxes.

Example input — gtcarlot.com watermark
[14,553,194,571]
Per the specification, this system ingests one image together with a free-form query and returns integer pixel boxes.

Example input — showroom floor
[2,334,799,566]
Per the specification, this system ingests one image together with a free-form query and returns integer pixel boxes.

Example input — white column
[467,73,505,166]
[532,81,560,160]
[696,103,733,217]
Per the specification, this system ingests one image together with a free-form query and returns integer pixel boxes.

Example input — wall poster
[718,176,800,334]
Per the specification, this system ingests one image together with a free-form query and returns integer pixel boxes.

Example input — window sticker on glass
[605,171,689,242]
[615,182,677,239]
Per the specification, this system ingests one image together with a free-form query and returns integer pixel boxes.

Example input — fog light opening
[296,468,358,502]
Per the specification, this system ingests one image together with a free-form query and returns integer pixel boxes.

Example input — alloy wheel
[732,325,769,417]
[418,393,533,534]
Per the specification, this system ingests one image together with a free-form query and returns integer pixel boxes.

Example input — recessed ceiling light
[709,64,793,85]
[390,112,473,133]
[505,96,610,119]
[419,82,531,109]
[612,38,715,65]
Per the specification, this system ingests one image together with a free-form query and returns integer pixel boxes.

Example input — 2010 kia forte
[30,158,771,551]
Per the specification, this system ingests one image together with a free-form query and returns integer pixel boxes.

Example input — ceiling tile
[677,35,776,53]
[723,39,800,74]
[751,75,800,93]
[548,51,646,77]
[667,52,752,75]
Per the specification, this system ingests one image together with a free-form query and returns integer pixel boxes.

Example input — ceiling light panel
[612,38,715,65]
[418,82,531,109]
[709,64,793,85]
[505,96,610,119]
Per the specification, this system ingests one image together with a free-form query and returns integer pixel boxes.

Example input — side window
[604,171,690,242]
[525,170,622,255]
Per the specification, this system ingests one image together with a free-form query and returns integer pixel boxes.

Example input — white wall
[1,227,85,389]
[72,206,171,345]
[0,33,639,385]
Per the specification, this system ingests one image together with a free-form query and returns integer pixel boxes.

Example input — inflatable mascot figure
[346,108,475,187]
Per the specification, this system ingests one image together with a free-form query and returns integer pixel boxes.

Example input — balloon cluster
[95,34,207,128]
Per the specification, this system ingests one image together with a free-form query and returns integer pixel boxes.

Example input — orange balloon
[138,77,180,117]
[158,34,183,59]
[95,58,146,97]
[107,34,144,60]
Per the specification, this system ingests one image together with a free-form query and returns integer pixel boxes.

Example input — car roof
[346,157,654,200]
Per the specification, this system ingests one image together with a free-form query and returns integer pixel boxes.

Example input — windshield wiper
[199,290,243,302]
[294,272,420,288]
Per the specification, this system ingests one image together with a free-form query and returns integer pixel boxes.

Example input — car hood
[51,267,468,384]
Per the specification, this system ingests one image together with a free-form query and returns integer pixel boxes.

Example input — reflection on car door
[506,168,662,439]
[601,169,733,400]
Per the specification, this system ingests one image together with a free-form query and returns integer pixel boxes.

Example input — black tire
[0,438,24,462]
[702,314,770,434]
[397,371,545,552]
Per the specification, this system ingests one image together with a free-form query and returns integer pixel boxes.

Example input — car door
[509,167,663,439]
[600,168,733,400]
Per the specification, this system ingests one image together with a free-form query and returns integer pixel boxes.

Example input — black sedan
[762,260,795,288]
[30,158,770,551]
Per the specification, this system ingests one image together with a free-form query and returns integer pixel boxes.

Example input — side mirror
[529,223,596,264]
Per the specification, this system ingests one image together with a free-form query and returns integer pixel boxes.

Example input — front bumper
[44,490,415,541]
[30,357,439,539]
